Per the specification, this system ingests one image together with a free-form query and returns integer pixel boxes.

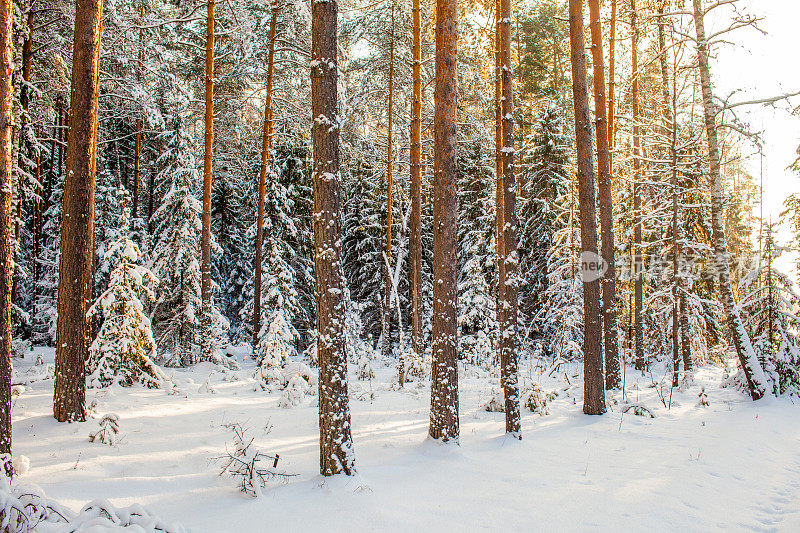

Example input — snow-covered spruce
[87,189,168,389]
[89,414,121,446]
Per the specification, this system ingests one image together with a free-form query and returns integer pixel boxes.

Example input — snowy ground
[9,347,800,532]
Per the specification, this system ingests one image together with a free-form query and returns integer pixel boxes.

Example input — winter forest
[0,0,799,528]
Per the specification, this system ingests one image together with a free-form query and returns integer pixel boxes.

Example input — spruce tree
[87,189,167,389]
[518,106,569,349]
[150,121,204,366]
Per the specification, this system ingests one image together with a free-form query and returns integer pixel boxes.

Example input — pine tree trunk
[384,4,394,365]
[252,5,278,355]
[133,22,143,220]
[0,0,14,470]
[429,0,459,442]
[568,0,605,416]
[497,0,520,436]
[32,125,41,300]
[312,0,355,475]
[494,0,503,319]
[54,0,104,422]
[631,0,644,373]
[657,4,681,387]
[607,0,616,171]
[133,121,141,219]
[410,0,423,362]
[588,0,619,390]
[691,0,767,399]
[200,0,215,361]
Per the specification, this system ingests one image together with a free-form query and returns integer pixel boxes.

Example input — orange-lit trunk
[200,0,215,360]
[252,5,279,354]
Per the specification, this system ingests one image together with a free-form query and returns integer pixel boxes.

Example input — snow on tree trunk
[691,0,768,399]
[54,0,105,423]
[497,0,520,437]
[312,0,355,475]
[429,0,460,442]
[0,0,13,473]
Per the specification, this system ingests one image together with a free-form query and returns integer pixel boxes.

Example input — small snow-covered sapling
[696,387,709,407]
[215,423,296,497]
[89,414,121,445]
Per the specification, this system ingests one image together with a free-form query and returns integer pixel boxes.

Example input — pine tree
[0,0,14,472]
[87,189,167,389]
[429,0,459,441]
[54,0,105,423]
[312,0,355,475]
[568,0,605,415]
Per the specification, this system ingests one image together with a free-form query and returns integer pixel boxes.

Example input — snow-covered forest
[0,0,799,529]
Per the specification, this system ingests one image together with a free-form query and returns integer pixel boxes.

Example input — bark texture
[0,0,14,467]
[498,0,520,436]
[55,0,105,422]
[631,0,644,372]
[607,0,616,171]
[568,0,605,415]
[429,0,459,442]
[588,0,619,390]
[200,0,215,360]
[312,0,355,474]
[692,0,767,399]
[410,0,423,361]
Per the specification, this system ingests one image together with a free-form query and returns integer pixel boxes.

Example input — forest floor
[9,347,800,532]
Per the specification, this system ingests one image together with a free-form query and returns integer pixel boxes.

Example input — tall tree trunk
[384,4,394,365]
[607,0,616,171]
[0,0,14,473]
[429,0,459,442]
[252,5,278,355]
[691,0,767,399]
[312,0,355,475]
[494,0,503,318]
[11,0,35,309]
[32,125,41,307]
[200,0,215,361]
[568,0,605,416]
[54,0,104,423]
[133,18,143,220]
[410,0,423,362]
[631,0,644,372]
[588,0,619,390]
[498,0,520,436]
[657,3,682,387]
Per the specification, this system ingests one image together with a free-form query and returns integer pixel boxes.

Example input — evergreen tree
[87,189,167,389]
[457,141,495,368]
[518,106,569,348]
[149,121,204,366]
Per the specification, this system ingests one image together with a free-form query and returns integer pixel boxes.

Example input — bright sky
[710,0,800,274]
